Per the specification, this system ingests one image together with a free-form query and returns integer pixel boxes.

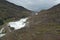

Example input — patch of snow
[0,34,5,38]
[0,28,6,38]
[35,13,38,15]
[0,28,4,33]
[8,18,28,30]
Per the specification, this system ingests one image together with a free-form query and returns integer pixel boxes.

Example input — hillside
[29,4,60,24]
[0,0,31,25]
[1,4,60,40]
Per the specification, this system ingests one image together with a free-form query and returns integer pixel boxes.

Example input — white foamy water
[8,18,28,30]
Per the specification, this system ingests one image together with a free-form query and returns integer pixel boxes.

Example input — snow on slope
[0,28,4,33]
[0,18,28,38]
[0,34,5,38]
[0,28,5,38]
[8,18,28,30]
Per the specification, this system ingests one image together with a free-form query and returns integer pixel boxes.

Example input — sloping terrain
[1,3,60,40]
[0,0,31,25]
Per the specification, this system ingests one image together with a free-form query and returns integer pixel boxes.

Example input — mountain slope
[0,0,31,25]
[1,4,60,40]
[29,4,60,24]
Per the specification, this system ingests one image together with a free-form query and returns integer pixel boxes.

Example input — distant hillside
[29,4,60,24]
[0,0,31,25]
[1,4,60,40]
